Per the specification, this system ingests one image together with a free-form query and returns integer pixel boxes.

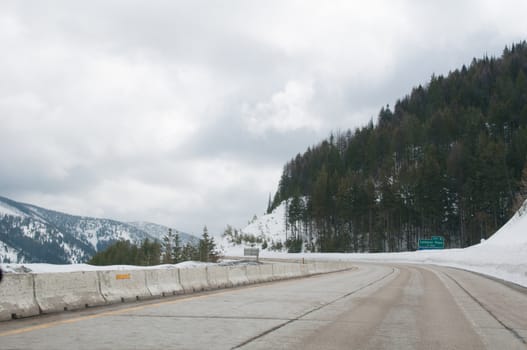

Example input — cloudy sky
[1,1,526,236]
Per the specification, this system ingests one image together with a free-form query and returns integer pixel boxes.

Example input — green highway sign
[418,236,445,250]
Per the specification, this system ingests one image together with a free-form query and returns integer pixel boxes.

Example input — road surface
[0,263,526,349]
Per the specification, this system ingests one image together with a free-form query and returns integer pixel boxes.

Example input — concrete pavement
[0,263,525,349]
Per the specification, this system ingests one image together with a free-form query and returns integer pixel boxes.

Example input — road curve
[0,263,526,349]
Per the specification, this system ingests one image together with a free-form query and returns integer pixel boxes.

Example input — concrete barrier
[228,266,249,286]
[315,262,331,274]
[306,263,318,275]
[299,263,310,276]
[246,265,262,284]
[272,263,290,280]
[206,266,231,289]
[34,271,106,313]
[98,270,151,303]
[287,263,302,277]
[179,267,209,292]
[146,269,183,297]
[245,264,275,283]
[0,261,354,322]
[0,274,40,321]
[259,264,274,282]
[273,263,302,280]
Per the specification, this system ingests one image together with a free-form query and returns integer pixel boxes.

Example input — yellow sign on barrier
[115,273,131,280]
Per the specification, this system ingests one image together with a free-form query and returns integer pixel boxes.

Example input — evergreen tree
[172,233,183,264]
[162,228,174,264]
[198,226,220,262]
[267,41,527,252]
[89,239,161,266]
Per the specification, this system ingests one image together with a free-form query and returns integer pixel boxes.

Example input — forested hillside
[270,42,527,252]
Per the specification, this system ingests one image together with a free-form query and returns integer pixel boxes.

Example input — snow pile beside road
[3,201,525,287]
[1,260,257,274]
[1,261,215,274]
[243,200,527,287]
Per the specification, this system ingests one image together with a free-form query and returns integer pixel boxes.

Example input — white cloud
[243,80,320,134]
[1,1,527,235]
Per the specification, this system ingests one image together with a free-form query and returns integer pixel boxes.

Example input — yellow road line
[0,290,229,337]
[0,267,356,338]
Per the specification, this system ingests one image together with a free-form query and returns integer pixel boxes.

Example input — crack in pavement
[231,267,396,350]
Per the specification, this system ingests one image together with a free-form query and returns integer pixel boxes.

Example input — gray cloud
[1,1,527,235]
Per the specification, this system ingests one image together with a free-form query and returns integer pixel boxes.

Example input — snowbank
[222,200,527,288]
[1,260,254,274]
[3,200,525,288]
[1,261,214,274]
[246,246,526,288]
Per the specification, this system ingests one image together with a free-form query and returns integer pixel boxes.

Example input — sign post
[244,248,260,262]
[418,236,445,250]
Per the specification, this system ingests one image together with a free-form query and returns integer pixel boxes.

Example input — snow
[0,261,215,274]
[0,202,26,217]
[242,204,287,241]
[218,202,288,253]
[0,241,22,263]
[2,199,526,288]
[222,200,527,288]
[83,228,100,250]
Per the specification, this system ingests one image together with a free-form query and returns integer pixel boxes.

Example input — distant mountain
[127,221,199,246]
[0,196,199,264]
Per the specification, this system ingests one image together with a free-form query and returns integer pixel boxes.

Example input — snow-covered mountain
[0,196,198,264]
[220,201,289,254]
[127,221,199,246]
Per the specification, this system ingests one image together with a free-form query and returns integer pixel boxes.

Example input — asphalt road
[1,263,526,349]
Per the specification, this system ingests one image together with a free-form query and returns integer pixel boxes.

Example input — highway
[0,263,526,349]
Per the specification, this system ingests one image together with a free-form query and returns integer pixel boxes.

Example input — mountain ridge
[0,195,198,264]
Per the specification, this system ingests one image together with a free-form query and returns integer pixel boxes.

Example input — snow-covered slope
[219,201,288,255]
[0,196,199,264]
[241,203,287,243]
[0,199,93,264]
[0,240,23,263]
[222,199,527,287]
[481,201,527,247]
[128,221,198,245]
[0,200,26,217]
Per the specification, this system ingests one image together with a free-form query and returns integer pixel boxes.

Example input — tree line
[270,42,527,252]
[89,226,220,266]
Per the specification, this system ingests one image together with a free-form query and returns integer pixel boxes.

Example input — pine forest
[270,42,527,253]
